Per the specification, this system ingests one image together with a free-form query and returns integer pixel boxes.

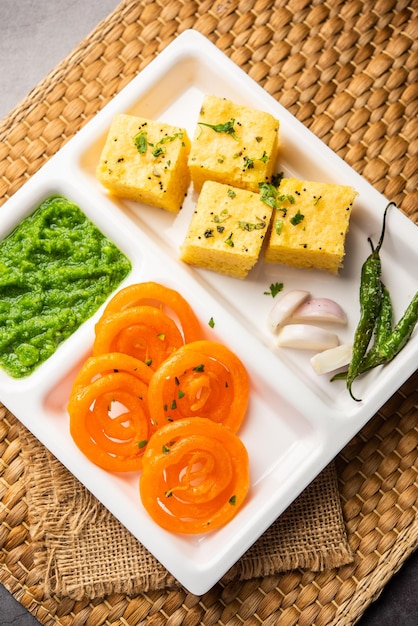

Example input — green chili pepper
[356,282,393,373]
[333,202,417,398]
[372,290,418,362]
[346,202,394,400]
[333,288,418,389]
[332,282,393,382]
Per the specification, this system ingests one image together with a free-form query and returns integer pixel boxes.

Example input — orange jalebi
[93,282,203,370]
[67,282,251,534]
[68,353,153,472]
[140,417,250,534]
[99,281,202,343]
[147,340,249,433]
[93,305,185,370]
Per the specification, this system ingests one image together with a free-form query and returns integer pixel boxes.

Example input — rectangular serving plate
[0,30,417,595]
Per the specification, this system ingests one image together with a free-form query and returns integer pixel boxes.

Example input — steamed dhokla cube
[96,113,191,213]
[188,95,279,193]
[180,180,273,279]
[264,178,357,274]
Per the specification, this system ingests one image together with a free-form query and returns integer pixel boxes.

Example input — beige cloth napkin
[18,420,353,600]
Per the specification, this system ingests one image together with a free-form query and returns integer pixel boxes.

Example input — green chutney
[0,195,132,378]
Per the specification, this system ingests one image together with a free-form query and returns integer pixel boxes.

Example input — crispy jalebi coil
[68,353,152,472]
[140,417,250,533]
[69,352,153,400]
[100,281,202,344]
[93,305,185,370]
[147,340,249,433]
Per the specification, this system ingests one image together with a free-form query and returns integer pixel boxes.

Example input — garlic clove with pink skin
[291,298,347,325]
[310,344,353,375]
[267,290,310,332]
[276,324,340,351]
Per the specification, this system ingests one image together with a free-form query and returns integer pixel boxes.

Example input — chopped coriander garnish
[238,219,266,231]
[134,131,183,157]
[271,172,284,186]
[214,209,230,223]
[258,182,278,210]
[264,282,284,297]
[243,156,254,170]
[152,146,165,158]
[193,364,205,372]
[198,118,239,141]
[243,152,268,170]
[280,193,295,205]
[275,219,283,235]
[134,131,148,154]
[290,209,305,225]
[229,495,237,505]
[137,440,148,449]
[259,178,294,212]
[225,233,234,247]
[259,183,294,211]
[158,132,183,144]
[208,317,215,328]
[227,189,236,199]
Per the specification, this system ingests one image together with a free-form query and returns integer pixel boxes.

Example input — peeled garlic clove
[267,290,310,332]
[276,324,340,351]
[310,344,353,375]
[292,298,347,324]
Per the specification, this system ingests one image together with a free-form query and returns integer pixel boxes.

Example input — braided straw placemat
[0,1,417,624]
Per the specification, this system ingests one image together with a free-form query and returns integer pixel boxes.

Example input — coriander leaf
[152,146,165,157]
[238,219,266,231]
[214,209,231,223]
[158,132,183,144]
[134,131,148,154]
[264,282,284,297]
[275,219,283,235]
[290,209,304,225]
[243,156,254,170]
[198,118,239,141]
[271,172,284,186]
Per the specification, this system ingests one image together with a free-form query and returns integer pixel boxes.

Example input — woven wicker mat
[0,0,417,624]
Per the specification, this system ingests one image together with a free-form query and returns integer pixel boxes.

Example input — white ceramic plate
[1,30,417,594]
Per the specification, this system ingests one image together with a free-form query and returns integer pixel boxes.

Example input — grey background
[0,1,417,624]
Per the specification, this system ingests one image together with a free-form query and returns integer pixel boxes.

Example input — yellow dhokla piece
[188,95,279,193]
[264,178,357,274]
[180,180,273,279]
[96,113,191,213]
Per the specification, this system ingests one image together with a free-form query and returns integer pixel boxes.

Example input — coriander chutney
[0,195,132,378]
